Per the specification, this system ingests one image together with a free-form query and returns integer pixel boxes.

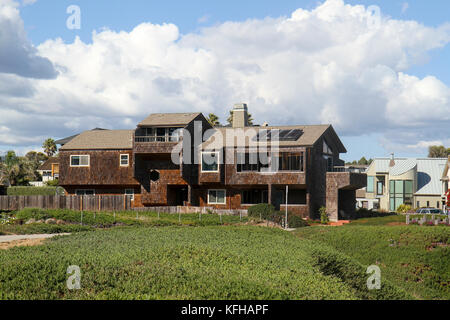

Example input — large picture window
[70,155,90,167]
[389,180,413,211]
[208,190,226,205]
[277,152,304,172]
[242,190,268,205]
[201,152,219,172]
[75,189,95,196]
[236,153,270,172]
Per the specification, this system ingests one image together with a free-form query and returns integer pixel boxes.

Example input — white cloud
[0,0,450,156]
[0,0,57,79]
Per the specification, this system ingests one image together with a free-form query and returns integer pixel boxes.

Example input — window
[417,201,420,208]
[323,140,333,155]
[70,155,90,167]
[389,180,413,211]
[437,201,440,209]
[125,189,134,201]
[75,189,95,196]
[208,190,226,205]
[367,176,374,193]
[377,181,384,195]
[120,154,129,167]
[277,152,304,171]
[242,190,268,205]
[201,152,219,172]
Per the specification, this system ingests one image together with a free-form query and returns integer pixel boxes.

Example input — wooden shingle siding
[59,150,139,186]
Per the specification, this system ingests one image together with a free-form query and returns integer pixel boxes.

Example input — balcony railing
[135,136,182,143]
[329,166,367,173]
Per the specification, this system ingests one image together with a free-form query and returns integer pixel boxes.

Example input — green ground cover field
[294,221,450,300]
[0,211,447,300]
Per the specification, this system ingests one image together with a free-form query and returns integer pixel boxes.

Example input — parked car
[415,208,442,214]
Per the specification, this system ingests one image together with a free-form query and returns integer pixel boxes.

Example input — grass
[0,225,409,300]
[294,218,450,300]
[0,208,250,235]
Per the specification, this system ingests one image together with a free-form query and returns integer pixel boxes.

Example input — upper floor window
[70,155,90,167]
[137,127,182,142]
[367,176,374,193]
[278,152,304,172]
[323,140,333,155]
[120,154,129,167]
[236,153,270,172]
[201,152,219,172]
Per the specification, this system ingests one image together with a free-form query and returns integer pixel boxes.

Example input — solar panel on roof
[253,129,303,142]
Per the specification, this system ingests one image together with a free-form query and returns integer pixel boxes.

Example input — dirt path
[0,233,71,250]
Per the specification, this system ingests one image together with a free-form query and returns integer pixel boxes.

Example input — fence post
[158,211,160,219]
[136,211,139,220]
[114,212,116,223]
[240,211,242,221]
[220,213,222,224]
[199,212,202,221]
[179,212,181,223]
[81,211,83,226]
[406,214,410,225]
[94,211,96,221]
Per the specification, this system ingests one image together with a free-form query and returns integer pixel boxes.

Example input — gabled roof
[38,157,59,171]
[138,113,202,127]
[60,130,134,150]
[201,124,345,150]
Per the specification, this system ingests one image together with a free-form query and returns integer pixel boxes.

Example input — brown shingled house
[58,104,366,221]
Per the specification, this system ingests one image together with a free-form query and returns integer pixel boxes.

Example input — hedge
[7,186,59,196]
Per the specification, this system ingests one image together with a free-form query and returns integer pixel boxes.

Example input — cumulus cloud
[0,0,450,156]
[0,0,57,79]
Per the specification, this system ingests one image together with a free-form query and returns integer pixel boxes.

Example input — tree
[42,138,57,157]
[358,157,369,165]
[0,151,43,186]
[206,113,220,127]
[227,111,254,126]
[428,145,449,158]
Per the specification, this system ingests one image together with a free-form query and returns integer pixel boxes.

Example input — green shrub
[288,215,309,228]
[248,203,275,220]
[45,179,59,187]
[7,186,58,196]
[319,207,329,224]
[396,204,411,214]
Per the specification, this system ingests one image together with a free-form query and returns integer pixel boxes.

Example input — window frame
[120,154,130,167]
[201,151,220,173]
[366,176,375,193]
[70,155,90,167]
[207,189,226,205]
[125,189,135,201]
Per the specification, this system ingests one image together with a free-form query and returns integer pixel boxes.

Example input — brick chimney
[232,103,249,128]
[389,153,395,167]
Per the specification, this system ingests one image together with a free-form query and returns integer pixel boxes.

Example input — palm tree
[227,111,254,126]
[42,138,57,157]
[207,113,220,127]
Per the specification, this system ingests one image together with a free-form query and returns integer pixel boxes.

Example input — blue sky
[1,0,449,161]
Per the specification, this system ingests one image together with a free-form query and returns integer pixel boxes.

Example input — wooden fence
[0,195,132,212]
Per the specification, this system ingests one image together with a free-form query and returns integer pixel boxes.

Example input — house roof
[369,158,447,195]
[60,130,134,150]
[201,124,346,151]
[442,156,450,181]
[55,128,107,145]
[38,157,59,171]
[138,113,202,127]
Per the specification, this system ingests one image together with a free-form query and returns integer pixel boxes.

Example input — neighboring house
[58,104,366,221]
[442,156,450,212]
[37,157,60,182]
[361,155,447,212]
